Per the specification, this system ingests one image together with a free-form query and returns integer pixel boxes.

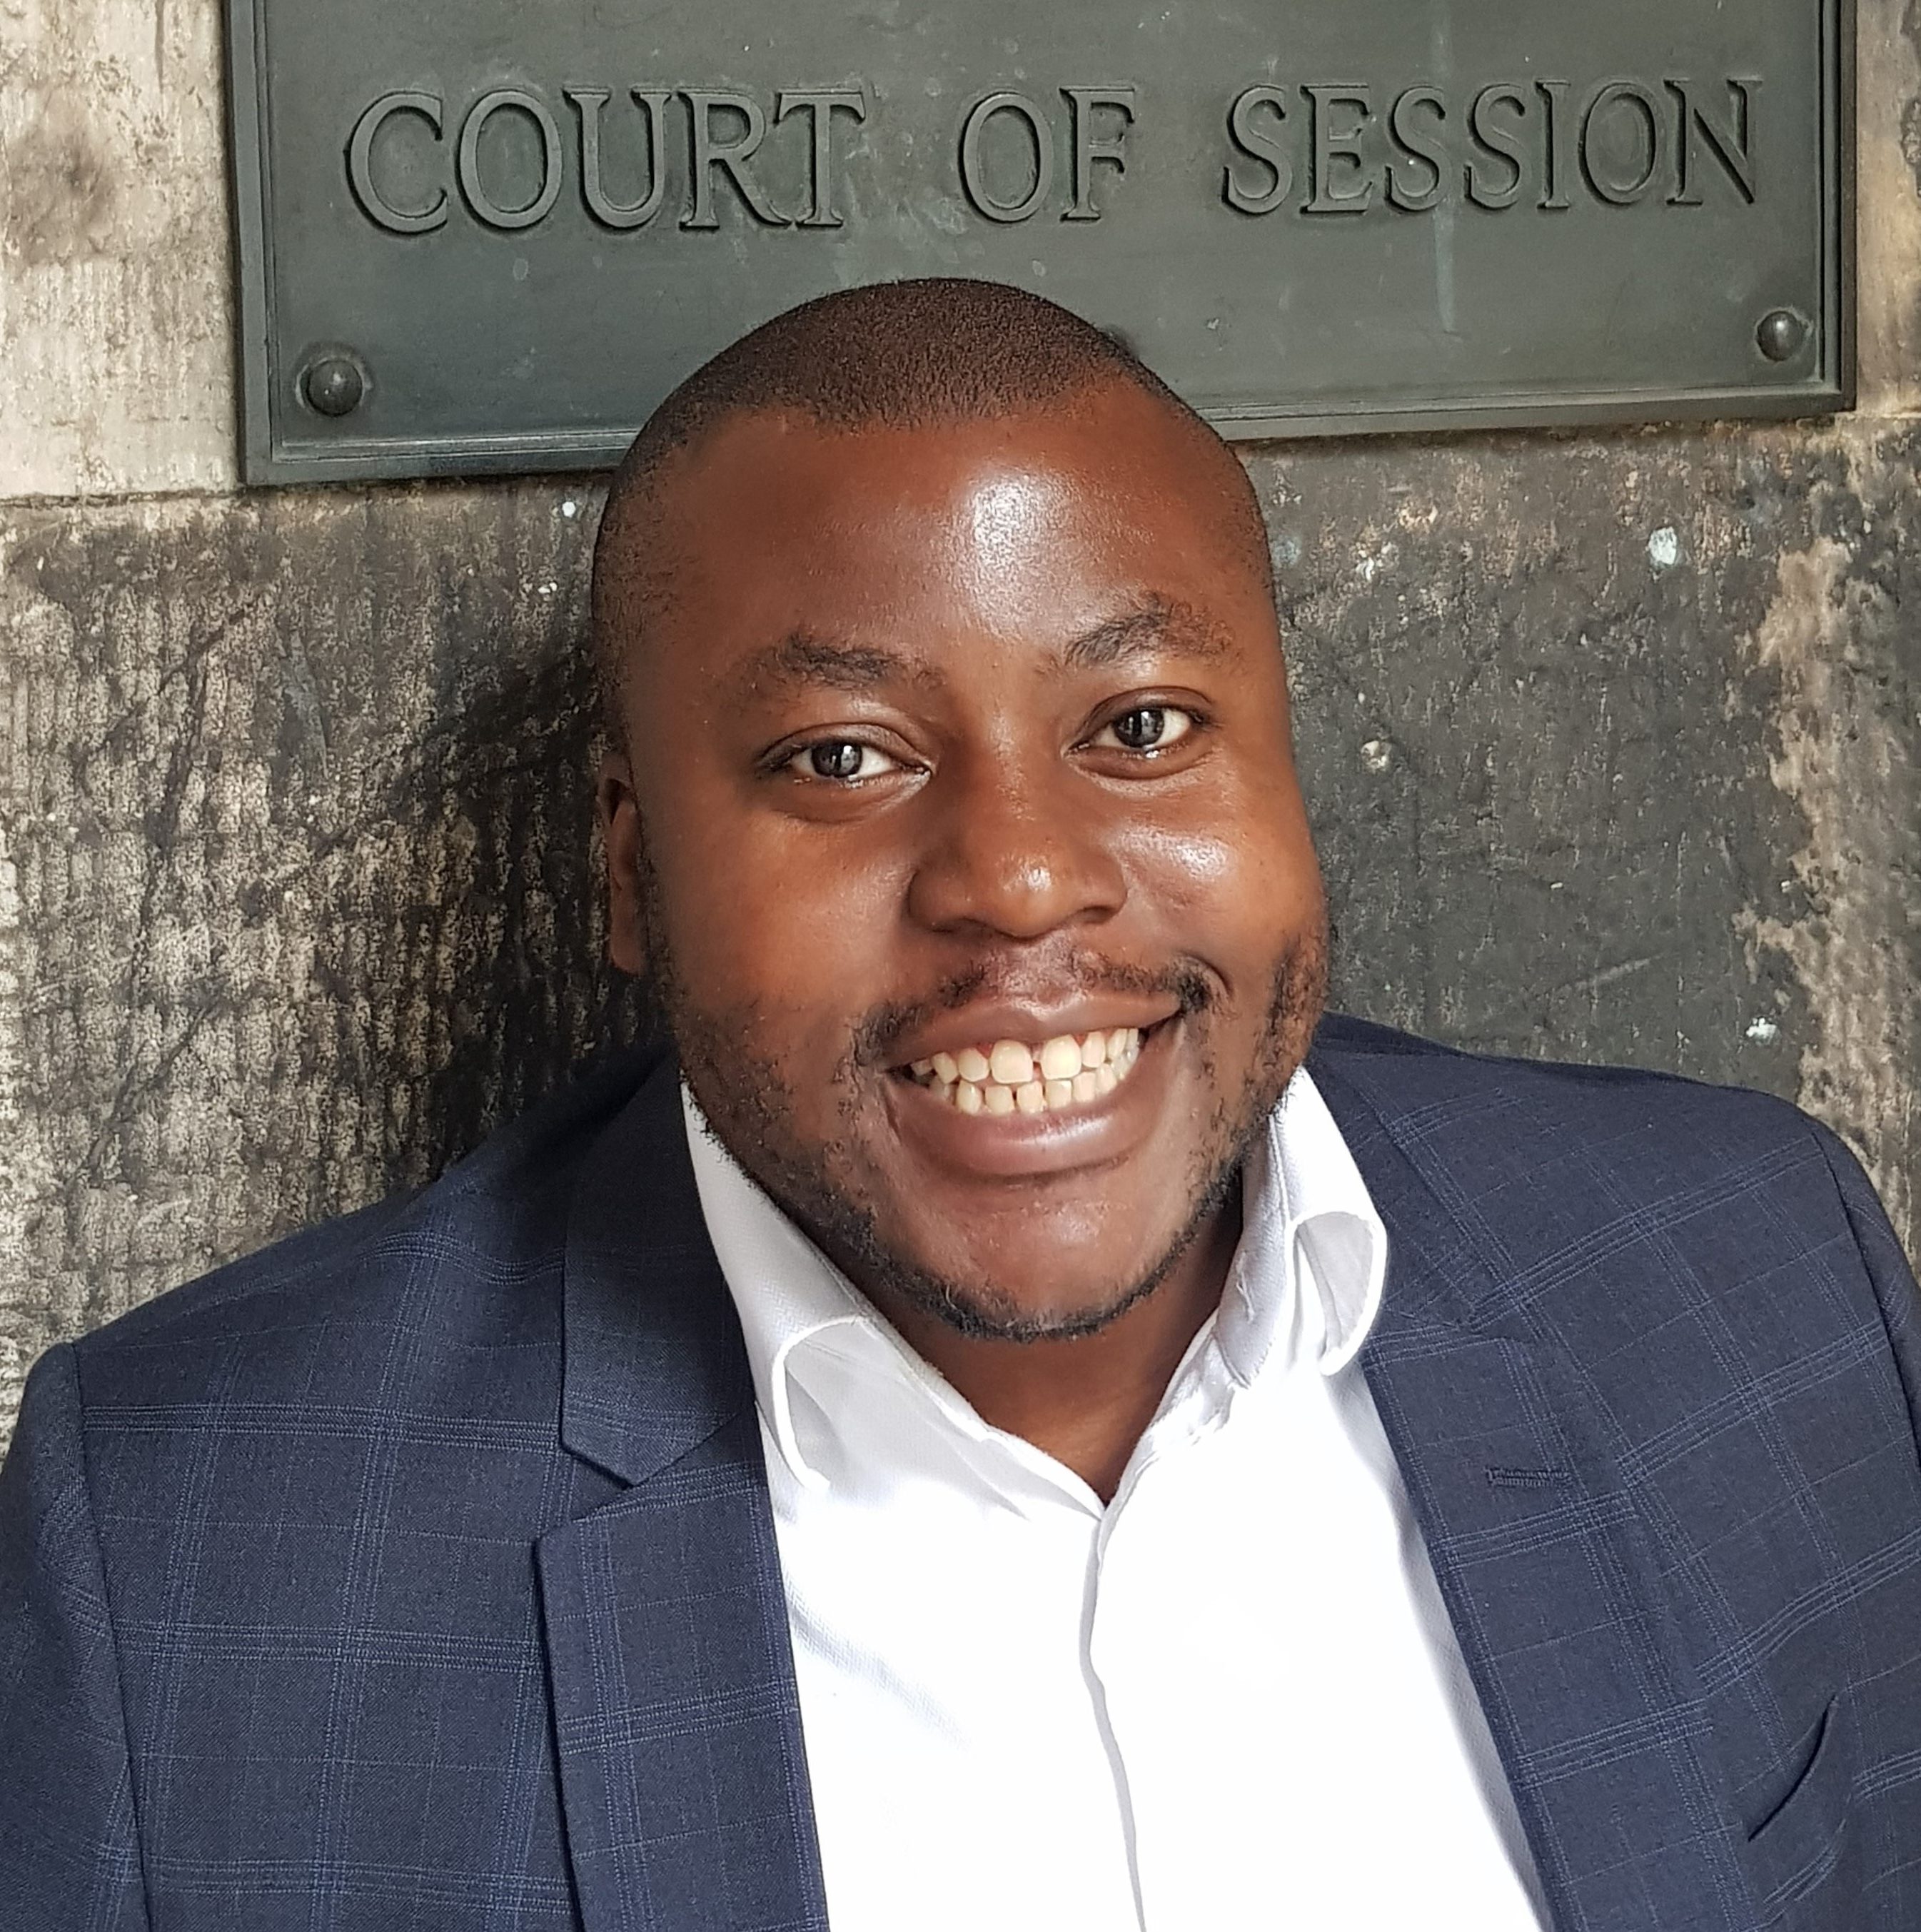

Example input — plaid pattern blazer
[4,1017,1920,1932]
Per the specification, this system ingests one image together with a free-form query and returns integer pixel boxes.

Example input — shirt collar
[680,1066,1388,1486]
[1213,1065,1387,1387]
[680,1087,874,1489]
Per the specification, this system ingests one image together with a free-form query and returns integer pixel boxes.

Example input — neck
[867,1187,1244,1504]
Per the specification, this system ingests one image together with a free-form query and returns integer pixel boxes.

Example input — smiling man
[593,298,1328,1506]
[4,281,1921,1932]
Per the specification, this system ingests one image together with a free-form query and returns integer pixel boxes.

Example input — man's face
[600,384,1327,1339]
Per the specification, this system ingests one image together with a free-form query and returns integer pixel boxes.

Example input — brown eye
[785,740,901,782]
[812,742,864,778]
[1095,706,1194,754]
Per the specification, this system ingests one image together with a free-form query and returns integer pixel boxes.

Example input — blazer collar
[1311,1032,1768,1932]
[560,1052,755,1486]
[547,1051,830,1932]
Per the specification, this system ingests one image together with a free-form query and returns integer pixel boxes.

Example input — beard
[641,870,1329,1344]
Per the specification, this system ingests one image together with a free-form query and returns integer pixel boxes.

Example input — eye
[1093,705,1195,754]
[786,739,902,783]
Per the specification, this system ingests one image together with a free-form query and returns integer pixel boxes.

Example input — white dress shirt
[682,1072,1550,1932]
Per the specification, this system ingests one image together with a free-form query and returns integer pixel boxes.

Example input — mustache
[849,953,1219,1069]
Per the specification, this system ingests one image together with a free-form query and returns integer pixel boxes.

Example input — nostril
[904,838,1129,942]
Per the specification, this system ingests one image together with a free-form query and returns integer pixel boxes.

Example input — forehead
[635,389,1271,652]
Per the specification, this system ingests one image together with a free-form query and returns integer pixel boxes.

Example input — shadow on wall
[1,480,650,1375]
[390,641,660,1189]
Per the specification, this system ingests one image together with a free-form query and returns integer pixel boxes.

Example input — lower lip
[881,1022,1179,1180]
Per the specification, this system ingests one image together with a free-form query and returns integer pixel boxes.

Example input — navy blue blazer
[4,1017,1920,1931]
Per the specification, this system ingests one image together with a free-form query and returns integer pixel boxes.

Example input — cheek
[652,808,909,1055]
[1116,798,1322,984]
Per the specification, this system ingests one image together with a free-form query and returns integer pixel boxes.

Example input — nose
[904,751,1126,941]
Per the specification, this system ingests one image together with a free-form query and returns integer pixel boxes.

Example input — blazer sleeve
[1811,1119,1921,1454]
[0,1344,150,1931]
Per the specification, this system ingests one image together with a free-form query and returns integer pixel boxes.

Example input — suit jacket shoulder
[1312,1015,1921,1932]
[1311,1010,1910,1340]
[64,1044,669,1425]
[4,1037,802,1932]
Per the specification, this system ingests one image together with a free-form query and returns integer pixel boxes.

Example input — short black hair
[590,277,1271,717]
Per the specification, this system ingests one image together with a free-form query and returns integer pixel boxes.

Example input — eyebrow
[1057,597,1235,671]
[731,632,934,697]
[730,595,1232,700]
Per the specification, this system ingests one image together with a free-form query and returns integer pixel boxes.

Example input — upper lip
[882,998,1181,1070]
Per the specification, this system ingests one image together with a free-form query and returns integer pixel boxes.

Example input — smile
[903,1028,1146,1117]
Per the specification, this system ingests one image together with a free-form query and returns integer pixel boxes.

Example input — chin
[868,1214,1200,1344]
[892,1271,1163,1345]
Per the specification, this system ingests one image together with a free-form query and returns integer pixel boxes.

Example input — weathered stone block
[1,0,235,497]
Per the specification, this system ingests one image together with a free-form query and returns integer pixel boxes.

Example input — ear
[596,750,650,978]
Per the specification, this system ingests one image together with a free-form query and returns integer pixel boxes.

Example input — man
[2,280,1917,1932]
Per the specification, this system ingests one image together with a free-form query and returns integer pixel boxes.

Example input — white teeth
[989,1040,1034,1085]
[1038,1036,1082,1082]
[908,1027,1148,1117]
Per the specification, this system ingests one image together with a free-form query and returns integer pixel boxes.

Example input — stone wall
[3,1,1917,1445]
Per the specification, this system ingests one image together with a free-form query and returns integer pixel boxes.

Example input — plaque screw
[303,356,366,417]
[1756,311,1809,363]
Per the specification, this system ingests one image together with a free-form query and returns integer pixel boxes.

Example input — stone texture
[0,483,642,1428]
[0,0,235,497]
[1274,425,1921,1248]
[1859,1,1921,415]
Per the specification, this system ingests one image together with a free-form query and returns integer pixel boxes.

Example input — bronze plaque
[226,0,1852,483]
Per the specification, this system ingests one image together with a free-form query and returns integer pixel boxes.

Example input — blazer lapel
[539,1060,829,1932]
[1314,1046,1763,1932]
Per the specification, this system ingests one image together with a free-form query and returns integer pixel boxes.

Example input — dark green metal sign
[226,0,1852,484]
